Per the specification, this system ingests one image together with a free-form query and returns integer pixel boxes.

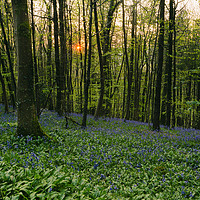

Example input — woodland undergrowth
[0,104,200,199]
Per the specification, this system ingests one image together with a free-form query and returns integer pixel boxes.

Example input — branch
[65,116,82,128]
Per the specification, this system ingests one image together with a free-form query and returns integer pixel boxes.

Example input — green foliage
[0,106,200,199]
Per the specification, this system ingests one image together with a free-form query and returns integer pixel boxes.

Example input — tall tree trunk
[94,0,104,120]
[172,4,176,128]
[195,78,200,129]
[142,41,149,122]
[153,0,165,131]
[102,0,121,116]
[124,0,133,120]
[12,0,44,136]
[47,1,54,110]
[0,50,15,108]
[65,3,73,113]
[53,0,62,115]
[82,0,92,127]
[133,3,140,121]
[166,0,174,127]
[31,0,40,116]
[0,9,16,108]
[78,1,83,113]
[0,52,9,113]
[59,0,67,114]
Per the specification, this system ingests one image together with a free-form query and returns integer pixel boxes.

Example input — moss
[17,22,31,38]
[16,118,55,142]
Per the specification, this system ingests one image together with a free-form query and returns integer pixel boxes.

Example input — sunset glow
[76,44,81,51]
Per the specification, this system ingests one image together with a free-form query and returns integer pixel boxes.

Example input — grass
[0,104,200,199]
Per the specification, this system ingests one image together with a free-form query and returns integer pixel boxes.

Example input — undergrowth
[0,105,200,199]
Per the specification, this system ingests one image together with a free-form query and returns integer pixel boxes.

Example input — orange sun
[76,44,81,51]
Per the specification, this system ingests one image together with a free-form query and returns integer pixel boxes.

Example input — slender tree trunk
[78,1,83,113]
[47,1,54,110]
[53,0,62,115]
[68,4,73,112]
[123,0,132,120]
[12,0,44,136]
[166,0,174,127]
[31,0,40,116]
[82,0,92,127]
[153,0,165,130]
[142,41,149,122]
[122,62,126,119]
[102,0,121,116]
[0,51,15,108]
[59,0,67,114]
[0,52,9,113]
[133,4,140,121]
[172,4,176,128]
[94,0,104,120]
[195,79,200,129]
[0,9,16,108]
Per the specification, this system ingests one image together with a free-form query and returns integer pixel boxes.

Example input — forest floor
[0,104,200,199]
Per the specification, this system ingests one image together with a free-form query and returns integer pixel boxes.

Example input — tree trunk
[123,0,133,121]
[53,0,62,116]
[0,52,9,113]
[30,0,40,116]
[166,0,174,127]
[0,9,16,108]
[172,4,176,128]
[153,0,165,131]
[12,0,44,136]
[59,0,67,114]
[47,1,54,110]
[94,0,104,120]
[82,0,92,127]
[102,0,121,116]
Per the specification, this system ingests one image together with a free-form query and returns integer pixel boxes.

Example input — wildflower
[189,192,193,197]
[181,190,185,195]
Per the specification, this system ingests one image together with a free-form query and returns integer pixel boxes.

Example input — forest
[0,0,199,131]
[0,0,200,199]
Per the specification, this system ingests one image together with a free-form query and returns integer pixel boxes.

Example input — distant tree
[166,0,174,127]
[94,0,121,118]
[11,0,44,136]
[82,0,92,127]
[59,0,67,114]
[153,0,165,131]
[53,0,62,116]
[172,2,176,128]
[93,0,104,120]
[30,0,40,116]
[0,9,16,108]
[0,51,9,113]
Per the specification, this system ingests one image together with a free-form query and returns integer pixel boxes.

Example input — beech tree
[153,0,165,130]
[12,0,44,136]
[0,0,198,130]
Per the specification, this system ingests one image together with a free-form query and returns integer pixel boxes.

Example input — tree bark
[172,3,176,128]
[30,0,40,116]
[102,0,121,116]
[0,51,9,113]
[94,0,104,120]
[166,0,174,127]
[0,9,16,108]
[46,1,54,110]
[59,0,67,114]
[12,0,44,136]
[53,0,62,116]
[153,0,165,131]
[82,0,92,127]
